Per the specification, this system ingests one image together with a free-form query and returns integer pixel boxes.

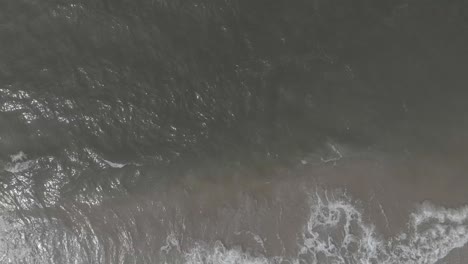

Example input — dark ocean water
[1,0,468,263]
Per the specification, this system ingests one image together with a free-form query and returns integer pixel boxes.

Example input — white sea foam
[4,160,34,173]
[10,151,27,163]
[4,151,34,173]
[162,190,468,264]
[83,148,130,169]
[184,241,270,264]
[103,159,126,169]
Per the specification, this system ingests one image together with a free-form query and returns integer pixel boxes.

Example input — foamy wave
[184,242,270,264]
[391,202,468,263]
[1,187,467,263]
[299,190,384,263]
[167,191,468,264]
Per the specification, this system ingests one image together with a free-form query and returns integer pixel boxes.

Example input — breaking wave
[160,191,468,264]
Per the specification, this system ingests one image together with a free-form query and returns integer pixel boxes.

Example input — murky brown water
[1,0,468,263]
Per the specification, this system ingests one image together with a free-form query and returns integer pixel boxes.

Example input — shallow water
[1,0,468,263]
[2,158,468,264]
